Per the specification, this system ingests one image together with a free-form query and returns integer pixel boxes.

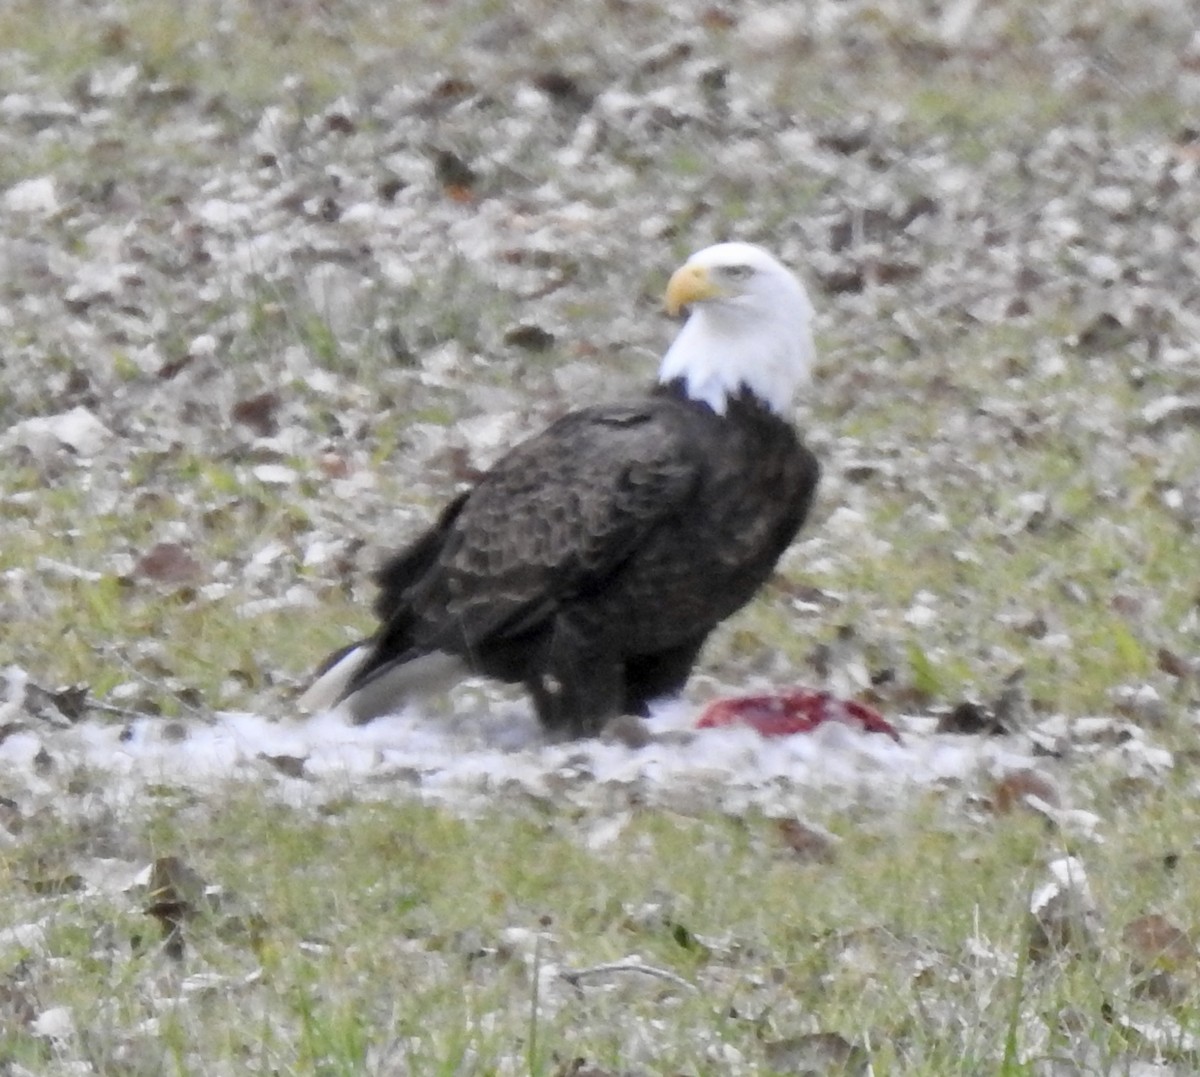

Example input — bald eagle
[299,242,820,737]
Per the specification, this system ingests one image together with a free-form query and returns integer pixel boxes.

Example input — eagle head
[658,242,815,416]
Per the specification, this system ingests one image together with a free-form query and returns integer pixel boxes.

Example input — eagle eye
[721,264,755,281]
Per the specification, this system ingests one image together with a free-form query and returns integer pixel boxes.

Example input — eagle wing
[389,403,700,649]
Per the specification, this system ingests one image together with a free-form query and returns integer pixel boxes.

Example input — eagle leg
[527,666,624,738]
[622,636,708,716]
[525,618,624,738]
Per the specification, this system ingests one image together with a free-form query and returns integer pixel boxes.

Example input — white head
[658,242,815,416]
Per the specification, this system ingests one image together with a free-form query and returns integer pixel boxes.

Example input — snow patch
[0,697,1038,817]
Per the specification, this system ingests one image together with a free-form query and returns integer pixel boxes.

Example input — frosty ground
[1,0,1200,1073]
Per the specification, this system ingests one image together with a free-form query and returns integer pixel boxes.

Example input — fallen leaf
[134,542,204,585]
[251,463,299,486]
[317,452,351,479]
[991,769,1061,815]
[144,855,210,960]
[0,982,37,1028]
[1110,684,1167,727]
[530,71,592,110]
[3,175,59,216]
[259,753,308,779]
[24,869,84,895]
[1123,914,1196,973]
[231,390,281,436]
[553,1058,620,1077]
[23,681,89,725]
[433,149,476,201]
[1142,394,1200,431]
[1157,647,1193,680]
[938,700,997,735]
[1029,856,1100,961]
[1107,1007,1200,1061]
[428,76,475,102]
[777,819,839,863]
[763,1032,868,1075]
[503,323,556,351]
[6,405,112,457]
[31,1005,74,1043]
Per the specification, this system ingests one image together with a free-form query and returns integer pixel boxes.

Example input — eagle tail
[296,642,373,714]
[297,644,467,724]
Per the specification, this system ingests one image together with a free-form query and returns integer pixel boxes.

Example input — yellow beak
[664,263,721,316]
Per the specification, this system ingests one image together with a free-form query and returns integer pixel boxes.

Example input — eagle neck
[655,378,790,430]
[657,301,813,417]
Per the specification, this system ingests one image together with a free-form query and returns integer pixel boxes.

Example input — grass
[1,0,399,104]
[2,786,1199,1072]
[1,0,1199,1072]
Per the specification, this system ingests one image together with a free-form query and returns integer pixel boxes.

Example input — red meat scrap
[696,689,901,742]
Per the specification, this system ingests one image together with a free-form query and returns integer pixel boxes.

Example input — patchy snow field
[2,3,1200,1070]
[0,664,1172,827]
[1,0,1198,827]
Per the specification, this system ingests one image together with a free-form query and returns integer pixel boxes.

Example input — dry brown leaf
[1157,647,1194,680]
[503,323,556,352]
[763,1032,868,1075]
[428,76,475,102]
[991,768,1061,815]
[317,452,351,479]
[434,149,477,201]
[937,700,1000,735]
[1122,913,1196,973]
[259,753,308,779]
[0,795,22,835]
[24,681,90,724]
[145,855,209,960]
[24,866,84,895]
[530,72,593,110]
[777,818,838,863]
[231,390,281,436]
[553,1058,622,1077]
[134,541,203,585]
[0,982,37,1029]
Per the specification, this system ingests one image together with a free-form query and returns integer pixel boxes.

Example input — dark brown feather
[339,379,819,736]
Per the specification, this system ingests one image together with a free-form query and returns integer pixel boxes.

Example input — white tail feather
[344,652,467,724]
[296,646,371,713]
[297,648,468,724]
